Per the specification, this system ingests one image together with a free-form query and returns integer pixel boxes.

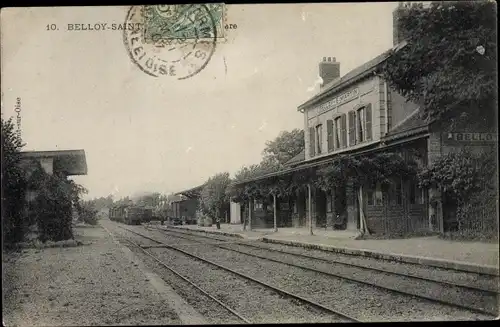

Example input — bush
[78,201,99,225]
[33,173,74,242]
[196,209,213,227]
[1,117,28,244]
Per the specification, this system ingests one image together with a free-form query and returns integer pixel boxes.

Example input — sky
[1,3,398,200]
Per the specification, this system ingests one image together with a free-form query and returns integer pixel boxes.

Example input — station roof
[382,109,429,142]
[174,184,205,198]
[283,149,305,167]
[20,149,88,176]
[298,41,408,112]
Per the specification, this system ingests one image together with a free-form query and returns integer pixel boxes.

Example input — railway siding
[148,227,498,319]
[161,227,499,291]
[170,238,492,321]
[117,226,352,324]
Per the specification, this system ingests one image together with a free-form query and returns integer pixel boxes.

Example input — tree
[134,192,161,207]
[1,117,27,243]
[382,1,497,130]
[262,129,305,165]
[87,195,114,213]
[200,172,231,219]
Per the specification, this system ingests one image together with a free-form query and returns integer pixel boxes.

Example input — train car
[109,205,128,223]
[124,206,143,225]
[109,205,154,225]
[142,207,153,223]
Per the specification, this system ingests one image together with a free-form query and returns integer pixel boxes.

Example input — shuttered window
[348,111,356,146]
[365,104,372,141]
[340,114,347,148]
[334,117,341,149]
[327,120,334,152]
[357,107,365,142]
[316,124,323,154]
[309,127,315,157]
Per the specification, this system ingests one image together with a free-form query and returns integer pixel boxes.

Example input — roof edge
[298,41,408,112]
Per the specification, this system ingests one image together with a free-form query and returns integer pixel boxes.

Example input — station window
[334,116,342,149]
[357,106,365,143]
[316,124,323,154]
[293,201,298,214]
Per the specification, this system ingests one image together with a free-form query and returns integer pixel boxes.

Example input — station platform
[164,223,500,276]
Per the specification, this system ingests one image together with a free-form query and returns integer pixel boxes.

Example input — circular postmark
[124,5,218,80]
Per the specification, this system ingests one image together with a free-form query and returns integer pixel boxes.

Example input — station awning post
[273,193,278,233]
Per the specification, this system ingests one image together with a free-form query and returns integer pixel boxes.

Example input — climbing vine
[316,152,419,191]
[229,152,419,203]
[418,149,497,234]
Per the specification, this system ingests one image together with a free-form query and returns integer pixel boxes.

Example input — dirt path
[2,222,203,326]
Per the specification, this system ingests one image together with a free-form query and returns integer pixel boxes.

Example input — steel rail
[160,226,499,294]
[114,229,251,324]
[118,225,361,322]
[153,226,498,317]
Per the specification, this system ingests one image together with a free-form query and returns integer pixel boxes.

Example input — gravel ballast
[160,227,499,292]
[112,235,246,324]
[144,227,493,321]
[221,242,498,315]
[118,226,352,323]
[3,224,182,326]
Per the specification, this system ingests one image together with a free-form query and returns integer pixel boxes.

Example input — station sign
[315,87,360,116]
[444,132,497,143]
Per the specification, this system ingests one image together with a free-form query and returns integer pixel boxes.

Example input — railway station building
[172,184,203,223]
[229,4,497,236]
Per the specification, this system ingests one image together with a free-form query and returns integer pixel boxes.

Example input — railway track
[148,225,499,318]
[156,226,499,290]
[115,225,360,323]
[117,235,251,324]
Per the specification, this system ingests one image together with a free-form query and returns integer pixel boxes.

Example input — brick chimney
[392,2,410,46]
[319,57,340,89]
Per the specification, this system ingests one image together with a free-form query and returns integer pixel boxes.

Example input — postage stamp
[143,4,226,45]
[123,4,225,80]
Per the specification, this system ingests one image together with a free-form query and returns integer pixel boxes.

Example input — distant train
[109,205,153,225]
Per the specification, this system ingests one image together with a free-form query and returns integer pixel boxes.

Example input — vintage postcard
[1,2,498,326]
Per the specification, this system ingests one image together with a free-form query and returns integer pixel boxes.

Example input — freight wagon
[109,205,152,225]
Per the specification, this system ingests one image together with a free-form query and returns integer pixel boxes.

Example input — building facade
[231,4,497,236]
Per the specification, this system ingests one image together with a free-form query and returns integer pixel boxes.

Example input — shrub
[33,173,74,242]
[1,117,28,244]
[418,149,498,237]
[195,209,213,227]
[78,201,99,225]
